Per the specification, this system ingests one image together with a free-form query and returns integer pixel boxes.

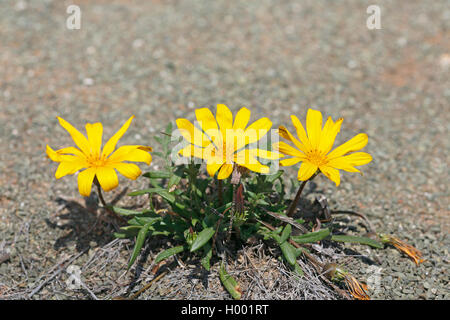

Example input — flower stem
[218,179,223,207]
[94,178,126,223]
[286,172,318,218]
[286,180,307,218]
[95,178,108,208]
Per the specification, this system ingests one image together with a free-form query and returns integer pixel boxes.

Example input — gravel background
[0,0,448,299]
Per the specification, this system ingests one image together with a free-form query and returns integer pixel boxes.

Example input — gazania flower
[379,234,425,265]
[274,108,372,186]
[344,274,370,300]
[176,104,281,179]
[46,116,152,197]
[323,263,370,300]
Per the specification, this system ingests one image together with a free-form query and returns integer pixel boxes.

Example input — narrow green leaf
[280,224,292,244]
[271,233,282,245]
[154,245,186,264]
[331,235,383,248]
[291,228,331,244]
[280,241,297,266]
[134,216,161,226]
[190,227,215,252]
[114,232,127,239]
[219,263,242,300]
[128,223,151,269]
[110,206,150,216]
[294,262,304,276]
[119,225,143,231]
[266,170,284,183]
[168,174,182,188]
[143,171,171,179]
[154,189,176,203]
[128,188,175,203]
[201,243,213,271]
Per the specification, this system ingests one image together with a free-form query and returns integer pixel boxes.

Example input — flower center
[211,141,235,163]
[306,149,328,167]
[87,155,107,168]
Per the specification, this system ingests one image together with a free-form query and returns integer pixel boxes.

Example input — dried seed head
[322,263,338,280]
[379,233,425,265]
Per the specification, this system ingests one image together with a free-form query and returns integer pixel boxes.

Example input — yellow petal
[233,107,251,130]
[46,145,85,162]
[96,167,119,192]
[234,152,270,174]
[176,118,212,147]
[280,157,301,167]
[57,117,90,155]
[306,109,323,149]
[55,158,87,179]
[217,163,234,180]
[327,133,368,160]
[244,117,272,145]
[278,126,307,153]
[240,162,269,174]
[195,108,219,135]
[108,145,152,165]
[77,167,96,197]
[224,128,246,153]
[234,149,257,166]
[319,165,341,186]
[178,144,205,159]
[249,148,283,160]
[114,163,142,180]
[297,161,318,181]
[291,115,311,150]
[318,117,343,155]
[206,162,223,177]
[327,152,372,172]
[273,141,305,158]
[102,116,134,158]
[54,146,86,158]
[86,122,103,157]
[46,145,64,162]
[216,104,233,137]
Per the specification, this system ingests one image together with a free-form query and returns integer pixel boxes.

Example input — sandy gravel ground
[0,0,448,300]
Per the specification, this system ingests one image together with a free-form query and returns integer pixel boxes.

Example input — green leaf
[331,235,383,248]
[154,245,186,264]
[291,228,331,244]
[134,216,161,226]
[168,174,182,188]
[113,232,127,239]
[119,225,143,231]
[201,243,213,271]
[280,224,292,244]
[271,233,282,245]
[280,241,297,266]
[266,170,284,183]
[294,262,304,276]
[128,223,152,269]
[110,206,150,216]
[219,263,242,300]
[143,171,171,179]
[190,227,215,252]
[128,188,175,203]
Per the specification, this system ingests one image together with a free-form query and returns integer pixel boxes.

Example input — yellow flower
[176,104,281,179]
[46,116,152,197]
[379,234,425,265]
[274,108,372,186]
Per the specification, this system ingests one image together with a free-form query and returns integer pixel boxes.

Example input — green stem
[218,179,223,207]
[94,178,126,223]
[188,162,200,210]
[286,172,318,218]
[94,178,108,208]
